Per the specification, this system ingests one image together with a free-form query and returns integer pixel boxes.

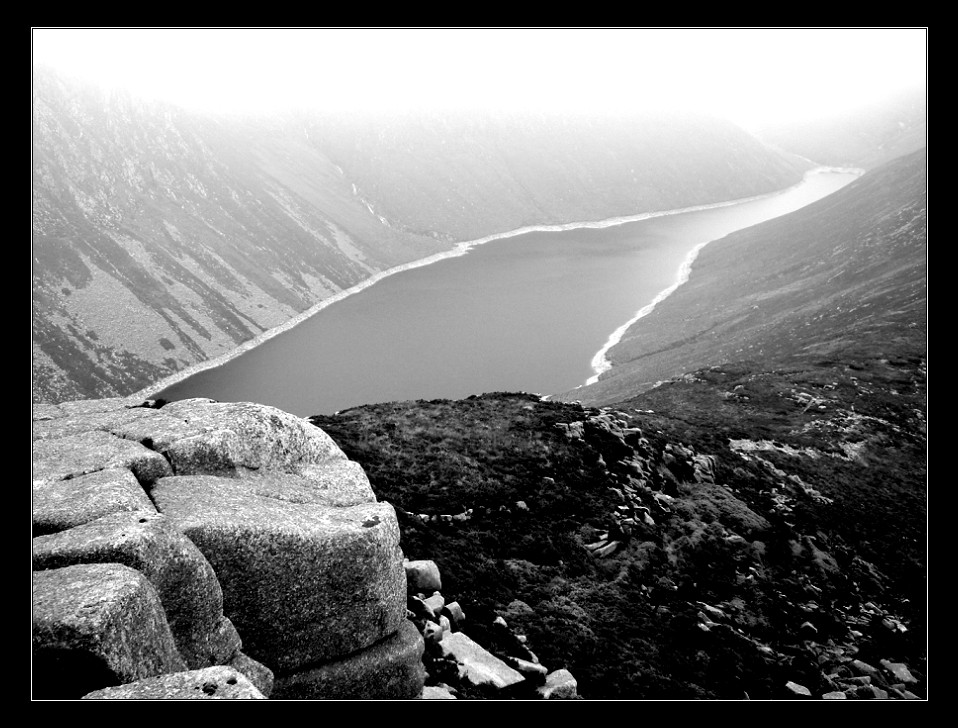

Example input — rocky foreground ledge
[32,397,422,699]
[32,396,580,700]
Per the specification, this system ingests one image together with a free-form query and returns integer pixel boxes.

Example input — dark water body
[156,171,859,416]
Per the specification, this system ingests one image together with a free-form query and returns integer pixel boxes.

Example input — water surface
[157,171,859,416]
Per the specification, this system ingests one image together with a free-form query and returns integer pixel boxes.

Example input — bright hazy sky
[32,28,927,129]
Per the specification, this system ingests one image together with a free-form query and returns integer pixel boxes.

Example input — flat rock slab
[33,563,185,699]
[32,406,175,442]
[157,399,351,477]
[230,469,375,509]
[33,511,225,669]
[53,397,146,417]
[440,632,524,690]
[422,685,458,699]
[82,666,265,700]
[33,430,171,487]
[881,659,918,684]
[153,474,406,672]
[272,621,425,700]
[32,467,156,536]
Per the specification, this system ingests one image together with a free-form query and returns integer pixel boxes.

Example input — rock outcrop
[403,559,579,699]
[32,397,423,699]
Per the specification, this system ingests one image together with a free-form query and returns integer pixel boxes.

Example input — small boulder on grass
[537,669,578,699]
[405,560,442,593]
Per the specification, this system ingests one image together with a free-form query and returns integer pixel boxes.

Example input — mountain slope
[304,109,811,241]
[32,66,808,404]
[756,86,926,169]
[31,67,445,403]
[567,147,926,408]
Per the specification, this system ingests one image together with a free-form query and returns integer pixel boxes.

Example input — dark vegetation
[311,350,926,699]
[756,86,926,170]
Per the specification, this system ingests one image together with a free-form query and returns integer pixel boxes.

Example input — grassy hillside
[569,148,926,408]
[311,373,925,698]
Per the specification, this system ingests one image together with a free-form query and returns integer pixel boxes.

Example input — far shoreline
[579,165,864,390]
[135,168,860,404]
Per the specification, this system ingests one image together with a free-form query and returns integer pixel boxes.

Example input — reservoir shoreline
[581,167,863,387]
[136,167,860,403]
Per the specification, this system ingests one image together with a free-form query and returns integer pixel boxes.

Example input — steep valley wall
[32,66,808,405]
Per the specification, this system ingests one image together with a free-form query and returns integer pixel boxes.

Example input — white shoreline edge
[134,166,862,402]
[579,165,864,389]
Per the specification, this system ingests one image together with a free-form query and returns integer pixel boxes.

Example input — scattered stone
[785,681,812,697]
[423,621,444,649]
[409,595,433,621]
[822,691,847,699]
[698,602,726,620]
[440,632,524,690]
[537,669,578,699]
[501,655,549,679]
[405,560,442,593]
[880,659,917,684]
[422,685,457,699]
[272,621,425,700]
[850,659,879,677]
[503,599,534,621]
[424,593,445,617]
[443,601,466,628]
[593,540,620,558]
[33,563,186,699]
[82,666,265,700]
[855,684,889,700]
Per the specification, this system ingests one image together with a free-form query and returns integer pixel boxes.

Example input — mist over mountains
[31,42,927,701]
[32,65,809,404]
[755,86,926,170]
